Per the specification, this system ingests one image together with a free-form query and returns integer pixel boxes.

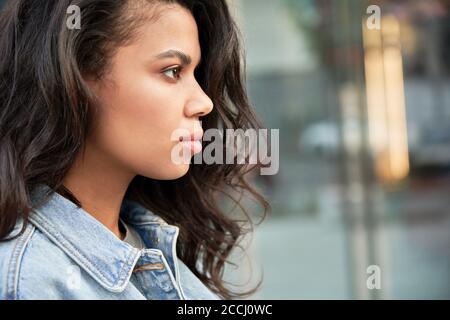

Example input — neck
[62,142,136,240]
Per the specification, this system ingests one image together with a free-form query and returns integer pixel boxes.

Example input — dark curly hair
[0,0,269,299]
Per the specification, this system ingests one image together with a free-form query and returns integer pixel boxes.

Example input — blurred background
[223,0,450,299]
[0,0,448,300]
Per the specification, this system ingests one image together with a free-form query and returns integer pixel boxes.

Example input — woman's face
[85,4,213,180]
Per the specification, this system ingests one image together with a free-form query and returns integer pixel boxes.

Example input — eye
[162,66,182,80]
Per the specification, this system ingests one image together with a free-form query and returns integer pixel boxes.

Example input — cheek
[92,78,189,179]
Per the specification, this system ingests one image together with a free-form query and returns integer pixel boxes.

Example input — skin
[62,4,213,240]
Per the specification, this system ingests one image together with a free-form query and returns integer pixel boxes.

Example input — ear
[82,72,116,102]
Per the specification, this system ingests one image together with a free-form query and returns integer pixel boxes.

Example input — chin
[170,163,191,179]
[145,163,190,180]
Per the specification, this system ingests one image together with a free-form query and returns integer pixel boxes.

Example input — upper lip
[180,130,203,141]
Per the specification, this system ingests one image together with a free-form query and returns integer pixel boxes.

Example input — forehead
[131,4,201,60]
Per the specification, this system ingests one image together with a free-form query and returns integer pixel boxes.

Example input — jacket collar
[28,183,175,293]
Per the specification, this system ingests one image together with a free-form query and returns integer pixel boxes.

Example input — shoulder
[0,219,79,300]
[177,259,222,300]
[0,219,35,299]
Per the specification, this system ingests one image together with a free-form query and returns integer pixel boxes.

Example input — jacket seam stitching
[171,226,186,300]
[28,213,116,288]
[29,211,141,292]
[34,197,144,281]
[6,224,35,300]
[159,252,184,300]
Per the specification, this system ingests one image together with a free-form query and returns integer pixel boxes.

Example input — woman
[0,0,268,300]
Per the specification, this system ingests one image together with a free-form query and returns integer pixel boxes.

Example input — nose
[184,83,214,118]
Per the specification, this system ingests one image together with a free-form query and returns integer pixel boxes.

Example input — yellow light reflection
[363,15,410,184]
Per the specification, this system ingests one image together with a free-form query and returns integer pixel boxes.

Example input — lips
[179,130,203,142]
[178,130,203,155]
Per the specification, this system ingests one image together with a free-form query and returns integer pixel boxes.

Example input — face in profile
[84,4,213,181]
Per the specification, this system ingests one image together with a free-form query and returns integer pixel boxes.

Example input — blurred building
[225,0,450,299]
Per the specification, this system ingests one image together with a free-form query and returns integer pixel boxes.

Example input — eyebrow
[154,49,201,67]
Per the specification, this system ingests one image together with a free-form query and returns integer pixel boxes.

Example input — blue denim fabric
[0,184,221,300]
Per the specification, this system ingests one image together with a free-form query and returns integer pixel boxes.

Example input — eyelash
[162,66,182,81]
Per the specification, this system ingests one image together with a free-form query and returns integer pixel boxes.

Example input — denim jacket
[0,184,220,300]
